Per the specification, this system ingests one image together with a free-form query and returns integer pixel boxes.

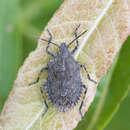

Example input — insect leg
[71,24,81,54]
[28,67,48,86]
[46,29,55,57]
[40,84,48,116]
[79,84,87,118]
[80,64,97,84]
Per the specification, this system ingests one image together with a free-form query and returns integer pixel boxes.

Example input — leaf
[75,37,130,130]
[20,0,64,60]
[0,0,22,113]
[86,55,119,130]
[105,92,130,130]
[0,0,130,130]
[96,37,130,130]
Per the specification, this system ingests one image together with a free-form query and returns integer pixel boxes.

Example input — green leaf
[105,92,130,130]
[0,0,22,113]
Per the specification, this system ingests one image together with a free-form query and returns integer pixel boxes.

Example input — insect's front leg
[80,64,97,84]
[28,67,48,86]
[71,24,81,54]
[46,29,55,57]
[40,83,49,116]
[79,84,87,118]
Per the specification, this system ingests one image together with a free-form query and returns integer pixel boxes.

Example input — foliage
[0,0,129,129]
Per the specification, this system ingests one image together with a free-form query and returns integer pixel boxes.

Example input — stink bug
[29,24,97,118]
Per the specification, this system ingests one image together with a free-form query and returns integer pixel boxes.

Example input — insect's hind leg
[28,67,48,86]
[80,64,97,84]
[46,29,55,57]
[71,24,81,54]
[79,84,87,118]
[40,83,49,116]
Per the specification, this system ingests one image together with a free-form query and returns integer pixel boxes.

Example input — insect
[29,24,97,118]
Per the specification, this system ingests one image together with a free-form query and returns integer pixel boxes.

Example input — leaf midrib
[75,0,115,59]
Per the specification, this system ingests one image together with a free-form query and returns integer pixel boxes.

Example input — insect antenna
[34,35,59,48]
[40,38,59,47]
[67,30,87,47]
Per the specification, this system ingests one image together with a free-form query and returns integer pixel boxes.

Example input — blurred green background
[0,0,130,130]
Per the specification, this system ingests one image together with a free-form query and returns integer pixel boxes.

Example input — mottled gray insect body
[29,25,97,118]
[46,43,82,112]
